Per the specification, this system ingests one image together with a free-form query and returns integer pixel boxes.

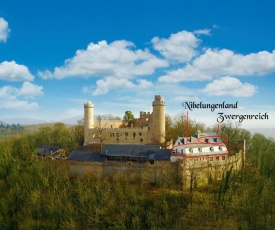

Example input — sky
[0,0,275,132]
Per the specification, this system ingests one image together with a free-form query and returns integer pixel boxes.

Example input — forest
[0,115,274,229]
[0,123,24,140]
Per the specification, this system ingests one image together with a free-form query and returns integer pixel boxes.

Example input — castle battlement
[84,95,165,145]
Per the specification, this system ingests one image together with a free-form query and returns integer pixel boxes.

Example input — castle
[83,95,166,146]
[79,94,246,188]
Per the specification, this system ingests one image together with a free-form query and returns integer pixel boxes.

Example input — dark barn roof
[68,151,106,162]
[100,144,161,158]
[67,144,171,163]
[36,145,61,156]
[149,149,171,161]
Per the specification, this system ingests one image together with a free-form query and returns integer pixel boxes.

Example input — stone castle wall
[88,126,153,144]
[68,147,245,189]
[84,95,166,145]
[181,140,245,188]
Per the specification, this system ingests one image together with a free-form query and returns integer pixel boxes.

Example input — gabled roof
[149,149,171,161]
[68,151,106,162]
[100,144,161,157]
[36,145,61,156]
[67,144,170,163]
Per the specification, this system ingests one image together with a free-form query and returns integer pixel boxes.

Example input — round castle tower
[84,101,94,145]
[152,95,166,144]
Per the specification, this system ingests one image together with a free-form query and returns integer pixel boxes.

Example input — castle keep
[83,95,166,145]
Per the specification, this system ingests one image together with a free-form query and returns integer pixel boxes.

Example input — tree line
[0,115,274,229]
[0,123,24,139]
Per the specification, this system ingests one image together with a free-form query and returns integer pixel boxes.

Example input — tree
[94,115,109,150]
[166,112,205,142]
[123,111,134,122]
[101,114,121,120]
[123,111,135,127]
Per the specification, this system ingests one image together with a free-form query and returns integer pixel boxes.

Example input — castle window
[116,133,119,137]
[125,132,128,137]
[219,146,223,151]
[140,138,143,143]
[210,147,214,152]
[139,132,142,136]
[110,133,112,138]
[181,149,183,154]
[116,138,119,142]
[222,156,225,160]
[133,132,136,138]
[216,156,219,160]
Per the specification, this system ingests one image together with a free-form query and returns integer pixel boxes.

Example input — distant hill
[60,115,83,125]
[2,116,84,126]
[2,118,48,125]
[0,121,7,126]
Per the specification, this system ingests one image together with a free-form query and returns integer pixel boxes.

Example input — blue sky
[0,0,275,130]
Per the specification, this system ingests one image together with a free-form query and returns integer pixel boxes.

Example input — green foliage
[218,122,251,153]
[249,133,275,179]
[123,111,134,122]
[0,123,275,229]
[165,112,205,142]
[0,123,24,140]
[34,122,84,151]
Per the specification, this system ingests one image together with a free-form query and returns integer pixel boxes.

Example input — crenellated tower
[152,95,166,144]
[84,101,94,145]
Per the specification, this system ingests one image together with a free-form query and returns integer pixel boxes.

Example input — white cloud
[38,40,167,79]
[201,76,257,97]
[0,61,35,81]
[18,82,44,98]
[173,96,201,102]
[93,77,135,95]
[151,30,200,62]
[136,79,153,88]
[212,24,220,29]
[159,48,275,83]
[84,77,154,95]
[193,29,211,35]
[0,82,43,110]
[0,18,10,42]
